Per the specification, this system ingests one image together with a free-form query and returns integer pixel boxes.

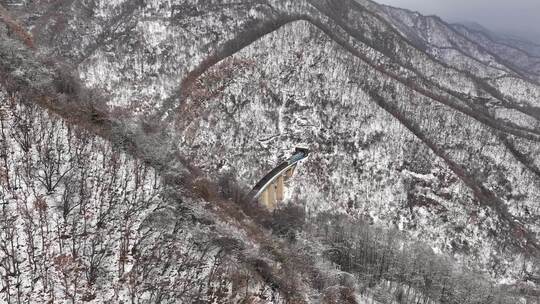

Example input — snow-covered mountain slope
[0,87,296,303]
[170,17,540,282]
[1,0,540,302]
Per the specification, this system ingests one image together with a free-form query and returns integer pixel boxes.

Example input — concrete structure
[250,147,309,210]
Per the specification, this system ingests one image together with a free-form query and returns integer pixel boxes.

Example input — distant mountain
[457,23,540,57]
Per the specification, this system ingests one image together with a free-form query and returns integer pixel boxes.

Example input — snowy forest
[1,0,540,303]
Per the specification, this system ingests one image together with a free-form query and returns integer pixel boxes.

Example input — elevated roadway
[249,147,309,209]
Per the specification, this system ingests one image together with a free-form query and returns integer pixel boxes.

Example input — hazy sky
[374,0,540,42]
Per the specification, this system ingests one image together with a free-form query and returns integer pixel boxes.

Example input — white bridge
[249,147,309,210]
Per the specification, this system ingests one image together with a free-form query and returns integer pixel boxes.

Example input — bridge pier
[268,183,276,209]
[276,175,284,202]
[260,188,269,208]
